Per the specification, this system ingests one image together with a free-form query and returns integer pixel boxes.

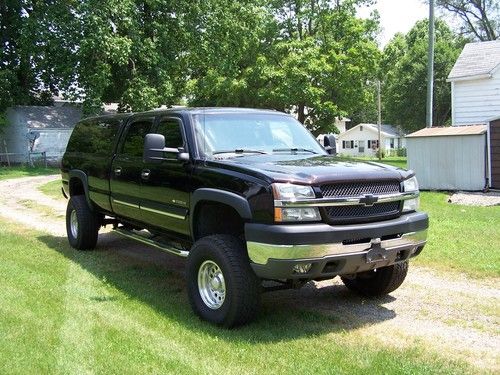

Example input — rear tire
[341,261,409,297]
[66,195,100,250]
[186,235,261,328]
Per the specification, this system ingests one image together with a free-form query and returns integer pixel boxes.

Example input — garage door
[491,119,500,189]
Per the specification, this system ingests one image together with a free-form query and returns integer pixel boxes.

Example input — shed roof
[10,106,82,129]
[406,125,487,138]
[447,40,500,81]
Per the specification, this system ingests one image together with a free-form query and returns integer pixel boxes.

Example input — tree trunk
[297,103,306,123]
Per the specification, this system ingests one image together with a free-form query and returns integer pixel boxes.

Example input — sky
[357,0,430,47]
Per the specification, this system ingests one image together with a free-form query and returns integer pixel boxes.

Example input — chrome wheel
[70,210,78,239]
[198,260,226,310]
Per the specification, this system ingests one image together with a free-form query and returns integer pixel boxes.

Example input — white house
[337,123,405,156]
[448,40,500,125]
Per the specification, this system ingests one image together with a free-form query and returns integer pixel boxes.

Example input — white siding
[452,71,500,125]
[407,135,486,190]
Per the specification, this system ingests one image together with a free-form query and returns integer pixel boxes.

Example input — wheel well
[69,177,85,197]
[193,201,245,241]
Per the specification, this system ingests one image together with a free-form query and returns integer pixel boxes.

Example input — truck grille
[321,181,401,198]
[320,181,402,224]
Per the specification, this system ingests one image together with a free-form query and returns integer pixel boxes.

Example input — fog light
[293,263,312,274]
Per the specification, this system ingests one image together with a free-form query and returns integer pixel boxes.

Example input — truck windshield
[192,113,326,157]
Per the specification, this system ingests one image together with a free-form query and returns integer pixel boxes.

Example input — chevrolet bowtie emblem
[359,194,378,207]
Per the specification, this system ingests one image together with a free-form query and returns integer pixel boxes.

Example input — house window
[342,140,354,149]
[368,140,378,149]
[390,138,395,148]
[360,125,363,131]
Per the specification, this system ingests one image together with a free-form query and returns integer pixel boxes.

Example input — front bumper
[245,212,428,280]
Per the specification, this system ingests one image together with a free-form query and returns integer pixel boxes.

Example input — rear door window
[120,119,154,157]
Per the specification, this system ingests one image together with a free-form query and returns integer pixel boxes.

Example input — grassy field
[38,179,63,199]
[352,156,407,169]
[0,165,58,180]
[415,192,500,277]
[0,220,476,374]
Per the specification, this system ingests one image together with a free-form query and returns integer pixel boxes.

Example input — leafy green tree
[186,0,380,134]
[380,19,465,132]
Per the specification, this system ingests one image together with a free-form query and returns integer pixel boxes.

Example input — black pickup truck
[61,107,428,327]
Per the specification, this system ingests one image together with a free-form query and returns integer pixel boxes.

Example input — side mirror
[323,135,337,155]
[143,133,190,163]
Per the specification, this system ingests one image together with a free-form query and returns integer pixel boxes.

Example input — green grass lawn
[38,179,63,200]
[415,192,500,278]
[352,156,407,169]
[0,165,58,180]
[0,220,476,374]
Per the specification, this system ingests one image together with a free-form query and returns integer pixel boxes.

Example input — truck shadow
[38,232,397,343]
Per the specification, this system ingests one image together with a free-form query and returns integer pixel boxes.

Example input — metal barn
[406,125,489,191]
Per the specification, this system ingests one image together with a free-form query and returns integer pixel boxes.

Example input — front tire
[66,195,100,250]
[341,261,409,297]
[186,235,261,328]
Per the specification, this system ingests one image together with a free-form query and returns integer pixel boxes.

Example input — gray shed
[406,125,488,191]
[0,105,82,164]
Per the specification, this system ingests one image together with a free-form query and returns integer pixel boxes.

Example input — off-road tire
[341,261,409,297]
[66,195,100,250]
[186,235,261,328]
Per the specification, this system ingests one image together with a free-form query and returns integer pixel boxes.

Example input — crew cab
[61,108,428,327]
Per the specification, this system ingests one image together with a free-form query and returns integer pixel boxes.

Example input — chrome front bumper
[247,229,427,265]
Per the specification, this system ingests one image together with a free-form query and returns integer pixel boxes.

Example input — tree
[186,0,381,134]
[435,0,499,41]
[381,19,465,132]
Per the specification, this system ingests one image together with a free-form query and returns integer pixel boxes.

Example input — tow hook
[366,238,388,263]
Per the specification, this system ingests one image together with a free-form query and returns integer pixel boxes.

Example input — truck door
[110,116,154,219]
[140,116,191,236]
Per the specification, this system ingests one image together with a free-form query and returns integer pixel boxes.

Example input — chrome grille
[325,202,401,223]
[320,181,401,198]
[320,181,402,224]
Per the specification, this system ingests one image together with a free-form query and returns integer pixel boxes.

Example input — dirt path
[0,176,499,371]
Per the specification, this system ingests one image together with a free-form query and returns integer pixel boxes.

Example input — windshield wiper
[212,149,269,155]
[272,148,318,154]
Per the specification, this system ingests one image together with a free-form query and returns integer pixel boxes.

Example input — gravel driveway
[1,175,499,372]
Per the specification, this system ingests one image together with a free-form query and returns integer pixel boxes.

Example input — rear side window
[66,118,121,155]
[120,119,153,157]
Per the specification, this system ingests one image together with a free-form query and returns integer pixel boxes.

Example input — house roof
[9,106,82,129]
[447,40,500,81]
[406,125,487,138]
[353,123,404,137]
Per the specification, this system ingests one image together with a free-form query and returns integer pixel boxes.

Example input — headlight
[275,207,321,222]
[272,183,315,200]
[402,176,419,212]
[403,176,419,192]
[273,183,320,222]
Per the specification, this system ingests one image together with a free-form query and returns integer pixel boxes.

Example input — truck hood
[209,154,412,185]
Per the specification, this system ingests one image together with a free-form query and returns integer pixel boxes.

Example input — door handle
[141,169,151,180]
[114,167,122,176]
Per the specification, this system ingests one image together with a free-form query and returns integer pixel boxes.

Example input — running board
[113,228,189,258]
